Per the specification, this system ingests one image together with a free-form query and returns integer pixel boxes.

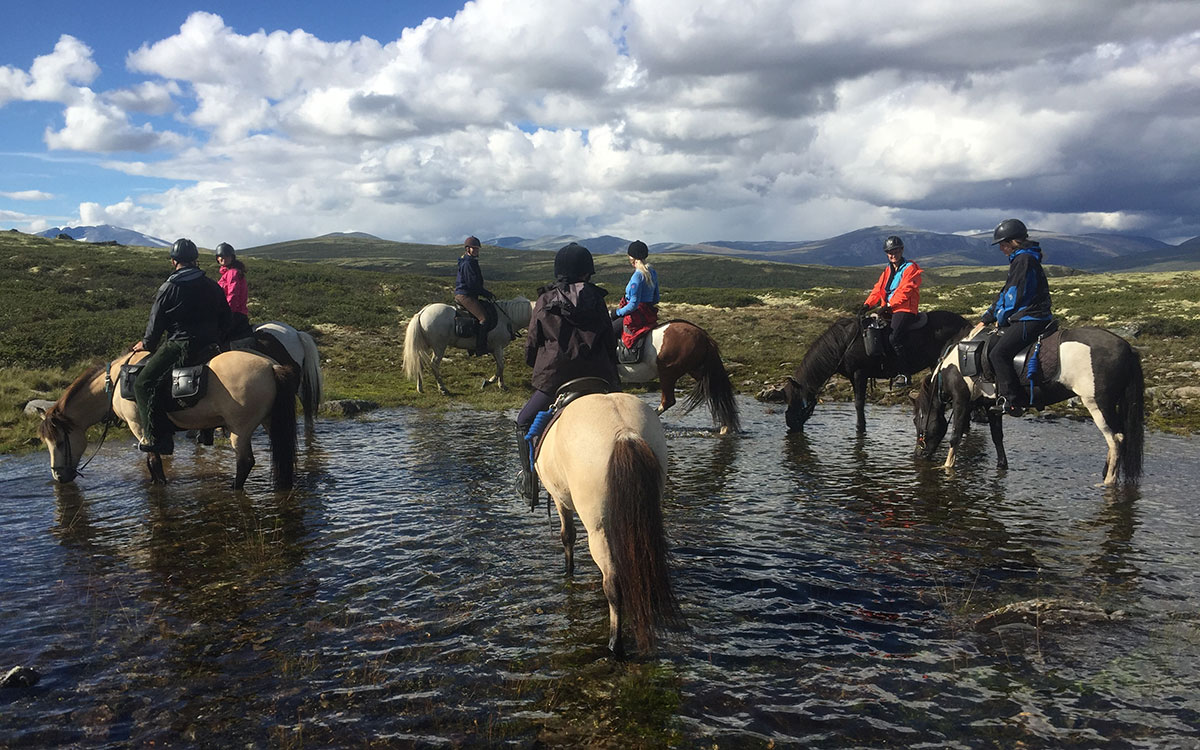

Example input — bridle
[61,357,128,477]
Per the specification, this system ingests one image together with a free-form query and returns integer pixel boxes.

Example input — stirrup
[890,374,910,388]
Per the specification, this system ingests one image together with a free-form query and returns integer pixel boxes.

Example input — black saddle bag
[119,363,146,401]
[958,339,987,378]
[863,318,889,357]
[453,315,479,339]
[170,365,208,408]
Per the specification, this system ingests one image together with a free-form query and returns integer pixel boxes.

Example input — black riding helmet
[215,242,235,259]
[554,243,595,282]
[884,236,904,254]
[170,238,199,262]
[627,240,649,260]
[992,218,1028,245]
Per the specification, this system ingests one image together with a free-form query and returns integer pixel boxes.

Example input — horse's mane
[496,296,532,326]
[37,362,104,440]
[790,317,858,391]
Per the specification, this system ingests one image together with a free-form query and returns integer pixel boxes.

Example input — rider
[515,243,619,502]
[131,238,232,454]
[454,235,495,356]
[978,218,1053,417]
[861,235,922,366]
[610,239,660,347]
[215,242,253,342]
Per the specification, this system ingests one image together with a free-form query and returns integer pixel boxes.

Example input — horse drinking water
[38,350,298,490]
[782,310,969,433]
[912,325,1144,486]
[533,391,684,656]
[402,297,533,394]
[617,320,740,434]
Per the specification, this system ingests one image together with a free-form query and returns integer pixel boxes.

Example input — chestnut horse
[535,392,684,656]
[38,350,298,490]
[618,320,740,434]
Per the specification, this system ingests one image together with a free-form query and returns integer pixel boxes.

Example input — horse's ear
[785,376,801,388]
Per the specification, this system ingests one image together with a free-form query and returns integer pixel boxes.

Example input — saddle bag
[863,319,888,358]
[119,363,146,401]
[958,339,986,378]
[454,315,479,339]
[170,365,208,408]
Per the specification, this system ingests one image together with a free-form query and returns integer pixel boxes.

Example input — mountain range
[25,224,1200,272]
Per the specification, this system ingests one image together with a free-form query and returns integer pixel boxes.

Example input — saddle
[861,311,928,358]
[616,334,647,364]
[453,299,498,339]
[120,363,210,411]
[958,323,1062,389]
[526,377,612,461]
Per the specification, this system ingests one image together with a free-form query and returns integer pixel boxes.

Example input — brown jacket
[526,281,619,394]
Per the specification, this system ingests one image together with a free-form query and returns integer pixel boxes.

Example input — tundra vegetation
[3,231,1198,454]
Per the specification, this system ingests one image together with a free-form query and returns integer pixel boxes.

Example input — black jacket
[981,245,1052,326]
[525,281,619,394]
[142,266,232,352]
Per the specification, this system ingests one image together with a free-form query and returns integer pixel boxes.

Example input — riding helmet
[215,242,235,258]
[554,243,595,282]
[464,235,481,249]
[884,236,904,253]
[627,240,649,260]
[170,238,199,262]
[991,218,1028,245]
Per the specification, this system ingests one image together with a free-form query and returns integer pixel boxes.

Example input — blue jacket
[455,254,491,297]
[981,245,1052,327]
[614,267,659,317]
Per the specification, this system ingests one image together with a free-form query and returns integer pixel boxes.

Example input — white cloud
[1,190,55,201]
[20,1,1200,246]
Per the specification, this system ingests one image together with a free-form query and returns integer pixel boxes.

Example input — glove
[610,310,621,320]
[857,303,870,314]
[881,306,892,314]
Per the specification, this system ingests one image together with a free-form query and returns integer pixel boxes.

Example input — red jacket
[865,260,921,314]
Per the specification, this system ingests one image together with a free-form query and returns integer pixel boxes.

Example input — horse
[912,325,1144,486]
[782,310,970,433]
[535,392,684,656]
[37,350,299,490]
[402,297,533,394]
[252,321,324,436]
[618,320,740,434]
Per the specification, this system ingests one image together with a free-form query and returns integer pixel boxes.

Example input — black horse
[782,310,970,432]
[912,325,1144,486]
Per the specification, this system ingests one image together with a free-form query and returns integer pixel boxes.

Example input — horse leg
[944,398,973,471]
[586,528,623,657]
[430,351,450,396]
[230,432,255,490]
[656,369,678,416]
[852,370,869,432]
[558,502,576,576]
[146,453,167,484]
[987,410,1008,469]
[1078,395,1122,486]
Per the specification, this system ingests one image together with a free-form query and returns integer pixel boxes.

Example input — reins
[72,354,132,477]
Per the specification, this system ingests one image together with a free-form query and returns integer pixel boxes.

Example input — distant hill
[34,224,170,247]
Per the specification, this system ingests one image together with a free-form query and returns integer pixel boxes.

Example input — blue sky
[3,1,1199,248]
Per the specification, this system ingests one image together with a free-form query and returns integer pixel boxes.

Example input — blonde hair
[633,258,654,286]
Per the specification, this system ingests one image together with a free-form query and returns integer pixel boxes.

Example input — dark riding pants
[517,389,555,434]
[989,319,1051,404]
[133,340,187,450]
[889,311,917,362]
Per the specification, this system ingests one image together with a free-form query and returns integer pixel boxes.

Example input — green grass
[5,231,1199,455]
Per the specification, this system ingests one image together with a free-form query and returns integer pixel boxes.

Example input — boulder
[320,399,379,417]
[1,666,39,689]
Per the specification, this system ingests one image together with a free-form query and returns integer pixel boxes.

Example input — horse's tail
[402,312,429,386]
[268,364,299,491]
[1117,348,1145,484]
[681,330,741,433]
[606,435,684,653]
[297,330,324,434]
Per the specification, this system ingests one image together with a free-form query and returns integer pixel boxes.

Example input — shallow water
[2,397,1198,747]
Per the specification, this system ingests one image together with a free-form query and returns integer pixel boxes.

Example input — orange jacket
[864,260,921,314]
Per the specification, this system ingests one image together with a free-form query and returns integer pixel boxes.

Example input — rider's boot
[475,322,489,357]
[514,426,539,506]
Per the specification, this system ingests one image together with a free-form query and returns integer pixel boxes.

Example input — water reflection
[1,398,1198,747]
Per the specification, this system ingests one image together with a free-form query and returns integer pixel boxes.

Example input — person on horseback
[861,235,922,369]
[611,240,660,348]
[215,242,253,342]
[977,218,1053,417]
[130,238,232,454]
[515,243,619,503]
[455,235,495,356]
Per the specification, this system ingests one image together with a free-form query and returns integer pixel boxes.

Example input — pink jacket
[218,266,249,316]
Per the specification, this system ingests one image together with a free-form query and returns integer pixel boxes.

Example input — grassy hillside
[4,231,1198,455]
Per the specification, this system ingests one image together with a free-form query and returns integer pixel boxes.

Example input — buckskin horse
[38,350,298,490]
[912,325,1144,486]
[401,297,533,394]
[618,320,740,434]
[534,391,685,656]
[783,310,970,432]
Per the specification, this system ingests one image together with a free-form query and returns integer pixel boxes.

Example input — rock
[320,399,379,417]
[1,666,39,688]
[974,598,1124,631]
[1171,386,1200,400]
[24,399,56,416]
[757,384,787,403]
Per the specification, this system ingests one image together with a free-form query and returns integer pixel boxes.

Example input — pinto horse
[253,321,324,436]
[782,310,970,433]
[535,392,684,656]
[912,325,1144,486]
[38,350,298,490]
[402,296,533,394]
[618,320,740,434]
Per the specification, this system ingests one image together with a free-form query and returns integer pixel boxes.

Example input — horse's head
[782,376,818,432]
[911,376,948,459]
[38,407,86,483]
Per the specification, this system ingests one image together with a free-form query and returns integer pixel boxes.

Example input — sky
[2,0,1199,249]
